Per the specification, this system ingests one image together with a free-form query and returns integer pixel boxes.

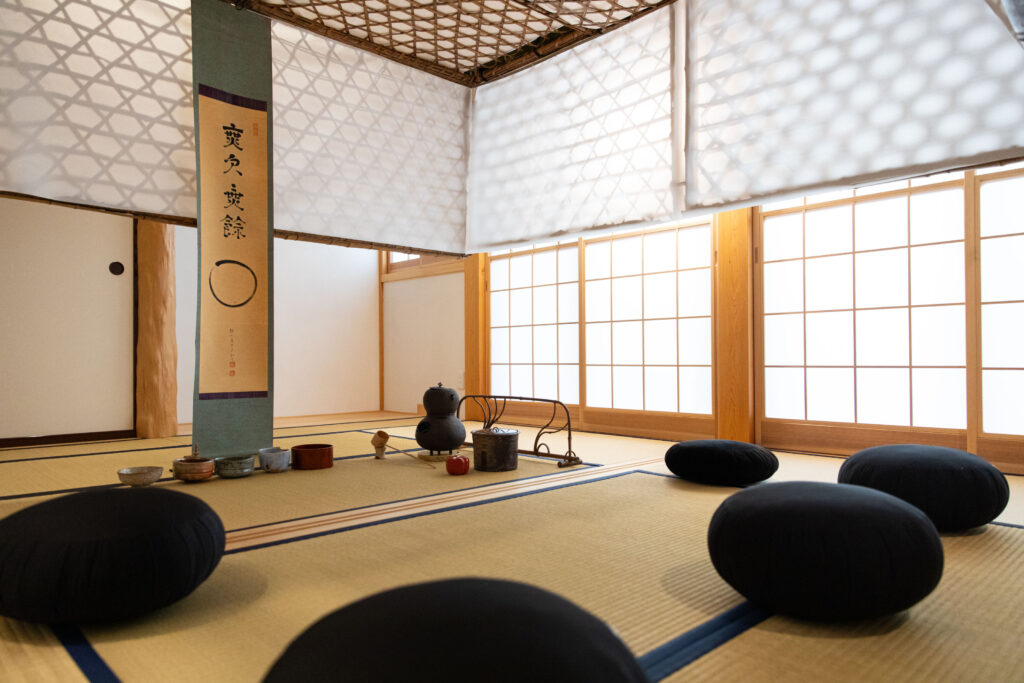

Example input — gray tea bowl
[258,447,290,473]
[215,454,256,478]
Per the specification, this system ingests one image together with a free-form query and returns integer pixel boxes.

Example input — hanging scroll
[191,0,273,457]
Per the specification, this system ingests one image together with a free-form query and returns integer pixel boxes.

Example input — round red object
[445,454,470,475]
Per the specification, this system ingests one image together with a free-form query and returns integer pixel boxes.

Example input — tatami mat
[81,472,740,682]
[387,420,677,465]
[0,437,183,464]
[0,619,86,683]
[2,415,1022,682]
[0,426,435,501]
[269,416,421,438]
[0,440,571,532]
[677,523,1024,681]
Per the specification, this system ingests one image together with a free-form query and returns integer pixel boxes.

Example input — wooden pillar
[464,253,488,421]
[136,219,178,438]
[713,208,755,442]
[378,250,386,411]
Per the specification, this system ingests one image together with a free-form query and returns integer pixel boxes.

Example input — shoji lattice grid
[467,6,674,250]
[583,224,713,413]
[489,241,581,404]
[978,168,1024,436]
[687,0,1024,210]
[272,23,468,253]
[761,174,970,428]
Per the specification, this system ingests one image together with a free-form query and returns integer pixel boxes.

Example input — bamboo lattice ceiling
[231,0,676,85]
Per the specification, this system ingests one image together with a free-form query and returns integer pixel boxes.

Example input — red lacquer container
[290,443,334,469]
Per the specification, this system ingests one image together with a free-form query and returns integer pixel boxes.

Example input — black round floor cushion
[264,578,647,682]
[0,487,225,624]
[665,439,778,486]
[708,481,943,621]
[838,444,1010,532]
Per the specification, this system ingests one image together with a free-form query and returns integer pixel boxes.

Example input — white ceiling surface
[2,1,1023,254]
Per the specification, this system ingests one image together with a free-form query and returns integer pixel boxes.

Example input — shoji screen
[467,6,677,251]
[687,0,1024,210]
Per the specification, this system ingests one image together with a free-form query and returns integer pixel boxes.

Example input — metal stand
[456,395,582,468]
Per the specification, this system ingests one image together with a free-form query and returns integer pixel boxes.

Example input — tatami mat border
[0,438,137,453]
[226,457,598,534]
[0,425,417,465]
[0,450,581,505]
[173,415,423,439]
[52,625,118,683]
[226,469,636,554]
[992,520,1024,530]
[638,602,772,681]
[0,482,131,502]
[46,468,757,683]
[0,444,185,465]
[223,456,659,551]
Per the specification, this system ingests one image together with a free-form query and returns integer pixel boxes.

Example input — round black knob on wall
[109,261,125,275]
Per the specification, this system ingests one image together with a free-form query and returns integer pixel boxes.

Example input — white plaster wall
[383,272,465,413]
[272,239,379,416]
[0,198,134,438]
[175,236,379,421]
[174,225,198,423]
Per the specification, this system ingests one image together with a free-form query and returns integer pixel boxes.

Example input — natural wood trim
[974,165,1024,182]
[387,252,463,272]
[464,254,489,421]
[964,170,982,453]
[239,0,477,86]
[277,231,464,257]
[577,238,587,406]
[758,179,966,217]
[752,207,765,445]
[713,208,755,441]
[579,407,715,442]
[485,400,582,426]
[382,258,466,282]
[761,419,968,456]
[976,436,1024,475]
[378,251,385,411]
[135,219,178,438]
[0,192,471,258]
[0,430,137,449]
[1,190,196,227]
[481,400,714,443]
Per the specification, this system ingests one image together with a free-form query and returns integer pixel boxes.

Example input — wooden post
[464,253,488,421]
[378,250,386,411]
[713,208,756,442]
[964,171,981,454]
[135,219,178,438]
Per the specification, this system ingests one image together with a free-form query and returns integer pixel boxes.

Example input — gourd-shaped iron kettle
[415,383,466,454]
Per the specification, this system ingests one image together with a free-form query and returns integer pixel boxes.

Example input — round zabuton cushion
[0,487,225,624]
[264,578,647,682]
[838,444,1009,532]
[708,481,943,621]
[665,439,778,486]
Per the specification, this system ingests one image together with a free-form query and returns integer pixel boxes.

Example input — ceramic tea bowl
[215,454,256,478]
[258,447,290,473]
[117,466,163,487]
[172,456,214,482]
